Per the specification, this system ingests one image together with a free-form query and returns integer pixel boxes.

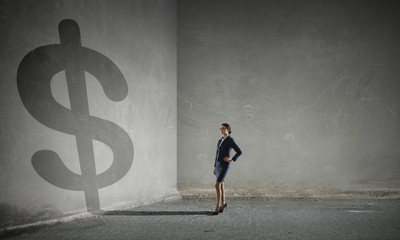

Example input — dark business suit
[214,135,242,182]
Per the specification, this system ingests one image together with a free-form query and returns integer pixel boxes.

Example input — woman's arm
[230,137,242,162]
[223,137,242,162]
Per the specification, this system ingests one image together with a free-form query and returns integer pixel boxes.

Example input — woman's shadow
[101,210,214,216]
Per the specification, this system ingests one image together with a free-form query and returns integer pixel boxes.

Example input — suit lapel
[219,135,230,149]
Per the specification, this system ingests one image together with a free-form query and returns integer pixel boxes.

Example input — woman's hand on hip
[223,156,233,162]
[213,168,216,175]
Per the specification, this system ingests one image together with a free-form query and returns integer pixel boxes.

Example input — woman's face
[220,125,229,136]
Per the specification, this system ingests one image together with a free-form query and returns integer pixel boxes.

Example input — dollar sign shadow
[17,19,134,211]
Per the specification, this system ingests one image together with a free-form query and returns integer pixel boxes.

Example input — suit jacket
[214,135,242,167]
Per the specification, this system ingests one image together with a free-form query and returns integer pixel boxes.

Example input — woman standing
[213,123,242,215]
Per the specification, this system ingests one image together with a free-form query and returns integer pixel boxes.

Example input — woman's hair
[222,123,232,134]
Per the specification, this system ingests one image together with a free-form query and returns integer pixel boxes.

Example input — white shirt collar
[219,135,229,147]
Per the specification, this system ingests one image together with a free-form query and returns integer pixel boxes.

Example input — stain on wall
[0,0,176,226]
[178,0,400,191]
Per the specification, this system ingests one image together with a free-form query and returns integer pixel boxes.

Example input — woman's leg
[221,182,225,206]
[215,182,221,212]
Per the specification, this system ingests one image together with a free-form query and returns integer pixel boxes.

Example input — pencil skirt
[215,162,230,183]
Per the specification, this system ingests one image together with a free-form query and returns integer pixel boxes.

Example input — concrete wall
[0,0,176,226]
[178,0,400,192]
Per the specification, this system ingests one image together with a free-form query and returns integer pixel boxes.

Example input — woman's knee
[215,182,221,188]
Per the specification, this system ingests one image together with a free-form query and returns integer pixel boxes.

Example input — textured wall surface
[0,0,176,225]
[178,0,400,191]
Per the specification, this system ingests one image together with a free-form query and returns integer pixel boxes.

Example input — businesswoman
[213,123,242,215]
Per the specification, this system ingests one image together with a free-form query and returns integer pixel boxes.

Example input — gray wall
[1,0,176,226]
[178,0,400,191]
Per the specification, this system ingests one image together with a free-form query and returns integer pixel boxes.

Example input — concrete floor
[2,197,400,240]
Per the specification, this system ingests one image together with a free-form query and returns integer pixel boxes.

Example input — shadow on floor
[102,211,213,216]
